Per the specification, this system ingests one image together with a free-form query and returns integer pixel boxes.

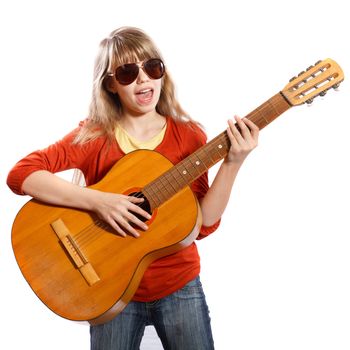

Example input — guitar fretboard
[143,92,291,210]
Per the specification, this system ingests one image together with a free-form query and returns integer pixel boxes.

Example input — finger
[243,118,259,139]
[106,218,127,237]
[228,119,246,146]
[226,122,239,148]
[234,115,252,139]
[127,195,145,203]
[128,202,152,221]
[242,117,259,131]
[228,119,244,140]
[118,218,142,238]
[108,211,142,238]
[125,212,149,231]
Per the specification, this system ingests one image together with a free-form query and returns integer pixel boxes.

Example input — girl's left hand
[225,115,259,164]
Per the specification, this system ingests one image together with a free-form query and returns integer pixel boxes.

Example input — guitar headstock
[282,58,344,106]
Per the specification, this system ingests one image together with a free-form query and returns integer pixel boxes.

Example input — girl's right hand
[91,191,152,238]
[21,170,151,238]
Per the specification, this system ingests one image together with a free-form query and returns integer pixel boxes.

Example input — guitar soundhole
[129,191,152,223]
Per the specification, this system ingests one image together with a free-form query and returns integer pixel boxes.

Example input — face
[107,59,164,117]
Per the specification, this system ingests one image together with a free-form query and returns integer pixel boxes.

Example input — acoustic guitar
[11,59,344,325]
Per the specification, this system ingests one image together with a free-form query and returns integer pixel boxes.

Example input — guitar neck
[143,92,291,209]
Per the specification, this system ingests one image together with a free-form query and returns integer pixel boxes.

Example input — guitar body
[11,150,201,324]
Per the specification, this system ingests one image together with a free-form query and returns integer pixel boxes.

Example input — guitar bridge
[50,218,100,286]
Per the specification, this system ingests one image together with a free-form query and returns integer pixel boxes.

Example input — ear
[104,76,118,94]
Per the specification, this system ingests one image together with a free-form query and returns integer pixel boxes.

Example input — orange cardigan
[7,117,220,301]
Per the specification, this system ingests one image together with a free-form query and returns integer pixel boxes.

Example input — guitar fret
[193,154,208,173]
[159,175,176,199]
[145,166,188,207]
[213,141,226,159]
[199,145,216,166]
[163,171,178,193]
[166,169,183,189]
[247,92,290,129]
[207,140,226,163]
[196,148,213,169]
[183,158,200,179]
[143,184,160,208]
[170,168,186,184]
[152,179,168,204]
[176,163,192,183]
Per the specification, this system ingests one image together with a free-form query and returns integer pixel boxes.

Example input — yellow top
[115,123,167,153]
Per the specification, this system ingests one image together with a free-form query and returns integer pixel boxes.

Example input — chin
[137,103,158,114]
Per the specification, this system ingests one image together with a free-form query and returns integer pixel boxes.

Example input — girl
[7,26,259,349]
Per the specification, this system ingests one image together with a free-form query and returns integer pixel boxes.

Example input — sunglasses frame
[107,58,165,85]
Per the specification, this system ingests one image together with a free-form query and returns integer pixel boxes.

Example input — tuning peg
[333,83,340,90]
[289,76,297,82]
[314,60,322,65]
[306,98,314,105]
[319,91,327,97]
[298,70,305,76]
[306,65,313,71]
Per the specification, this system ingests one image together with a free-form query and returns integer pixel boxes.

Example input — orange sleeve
[6,126,88,195]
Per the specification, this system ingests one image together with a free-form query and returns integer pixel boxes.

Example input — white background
[1,0,349,349]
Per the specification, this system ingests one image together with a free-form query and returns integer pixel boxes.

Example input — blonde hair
[74,26,192,144]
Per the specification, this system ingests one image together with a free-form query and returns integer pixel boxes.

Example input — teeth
[138,89,152,94]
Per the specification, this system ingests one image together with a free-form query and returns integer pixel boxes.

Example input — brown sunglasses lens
[115,64,139,85]
[144,59,165,80]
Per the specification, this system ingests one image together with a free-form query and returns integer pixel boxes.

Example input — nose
[136,65,150,83]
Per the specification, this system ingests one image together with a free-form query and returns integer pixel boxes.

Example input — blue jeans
[90,276,215,349]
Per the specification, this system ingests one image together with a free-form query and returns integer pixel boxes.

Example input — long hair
[74,27,192,144]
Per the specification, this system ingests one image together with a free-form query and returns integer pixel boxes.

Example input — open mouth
[135,88,154,104]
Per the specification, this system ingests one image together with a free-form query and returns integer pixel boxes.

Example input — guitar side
[11,149,201,324]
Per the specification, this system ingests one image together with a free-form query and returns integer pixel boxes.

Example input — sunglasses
[108,58,165,85]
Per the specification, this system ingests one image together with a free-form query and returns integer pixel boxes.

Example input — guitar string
[75,221,108,247]
[74,191,146,246]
